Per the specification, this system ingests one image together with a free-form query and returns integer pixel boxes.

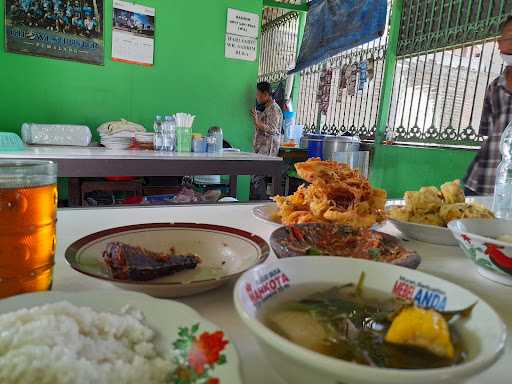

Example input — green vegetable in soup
[262,273,471,369]
[306,247,323,256]
[368,248,381,260]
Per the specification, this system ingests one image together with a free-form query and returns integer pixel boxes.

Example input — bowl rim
[448,218,512,247]
[386,205,451,232]
[234,257,507,381]
[65,222,270,286]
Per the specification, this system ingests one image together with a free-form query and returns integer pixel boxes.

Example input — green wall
[371,145,477,199]
[0,0,262,201]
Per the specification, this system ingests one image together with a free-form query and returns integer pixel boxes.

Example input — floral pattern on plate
[171,323,229,384]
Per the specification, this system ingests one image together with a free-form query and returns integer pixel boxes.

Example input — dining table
[0,146,283,205]
[53,203,511,384]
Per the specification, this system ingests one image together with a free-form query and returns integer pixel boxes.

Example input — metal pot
[322,135,360,160]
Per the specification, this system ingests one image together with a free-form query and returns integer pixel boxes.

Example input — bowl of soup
[234,257,506,384]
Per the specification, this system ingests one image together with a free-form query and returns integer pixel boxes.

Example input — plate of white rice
[0,291,241,384]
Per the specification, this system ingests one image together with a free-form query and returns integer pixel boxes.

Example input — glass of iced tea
[0,160,57,298]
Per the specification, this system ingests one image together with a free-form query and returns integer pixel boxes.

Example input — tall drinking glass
[0,160,57,298]
[334,151,370,177]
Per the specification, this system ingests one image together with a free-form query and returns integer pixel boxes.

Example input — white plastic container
[21,123,92,146]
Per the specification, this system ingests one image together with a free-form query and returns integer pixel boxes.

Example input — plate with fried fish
[65,223,269,298]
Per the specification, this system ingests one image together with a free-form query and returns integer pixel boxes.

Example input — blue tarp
[291,0,387,73]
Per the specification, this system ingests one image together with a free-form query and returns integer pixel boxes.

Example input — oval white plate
[252,203,282,226]
[385,198,494,246]
[388,217,458,246]
[0,290,242,384]
[65,223,269,298]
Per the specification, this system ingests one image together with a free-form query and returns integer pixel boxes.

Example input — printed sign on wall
[226,8,258,38]
[225,34,257,61]
[4,0,104,65]
[225,8,259,62]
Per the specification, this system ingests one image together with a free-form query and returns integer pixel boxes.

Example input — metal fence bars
[258,0,511,148]
[294,2,392,142]
[386,0,511,147]
[258,9,300,84]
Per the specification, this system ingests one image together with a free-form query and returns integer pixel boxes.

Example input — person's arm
[254,107,281,136]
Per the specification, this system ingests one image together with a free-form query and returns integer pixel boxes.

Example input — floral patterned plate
[0,290,242,384]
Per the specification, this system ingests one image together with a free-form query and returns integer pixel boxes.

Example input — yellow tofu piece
[385,306,455,359]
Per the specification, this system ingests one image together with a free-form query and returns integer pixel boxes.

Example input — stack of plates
[135,132,154,144]
[100,132,133,150]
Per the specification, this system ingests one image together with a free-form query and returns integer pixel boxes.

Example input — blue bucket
[305,134,324,159]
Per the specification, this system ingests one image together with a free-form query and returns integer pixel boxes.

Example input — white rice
[0,301,173,384]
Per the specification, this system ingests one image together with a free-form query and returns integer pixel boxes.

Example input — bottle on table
[163,116,176,152]
[153,115,163,151]
[493,120,512,219]
[207,126,223,153]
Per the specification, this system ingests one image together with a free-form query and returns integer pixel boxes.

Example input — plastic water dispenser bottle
[493,120,512,219]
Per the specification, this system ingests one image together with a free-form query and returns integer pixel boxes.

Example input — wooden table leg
[229,175,238,197]
[68,178,81,207]
[270,168,283,196]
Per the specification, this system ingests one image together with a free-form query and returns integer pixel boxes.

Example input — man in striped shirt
[464,16,512,195]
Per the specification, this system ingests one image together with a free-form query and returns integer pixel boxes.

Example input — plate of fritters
[271,158,387,229]
[387,180,494,245]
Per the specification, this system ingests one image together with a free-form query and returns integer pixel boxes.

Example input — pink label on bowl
[245,268,291,308]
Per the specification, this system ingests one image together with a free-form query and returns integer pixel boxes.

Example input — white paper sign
[225,34,257,61]
[112,0,155,66]
[226,8,259,38]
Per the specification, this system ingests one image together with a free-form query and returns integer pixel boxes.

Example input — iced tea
[0,161,57,298]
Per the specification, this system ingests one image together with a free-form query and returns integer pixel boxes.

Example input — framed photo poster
[4,0,104,65]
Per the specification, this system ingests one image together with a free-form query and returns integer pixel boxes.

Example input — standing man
[250,81,283,200]
[464,16,512,195]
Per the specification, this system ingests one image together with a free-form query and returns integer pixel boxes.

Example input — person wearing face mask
[250,81,283,200]
[464,16,512,195]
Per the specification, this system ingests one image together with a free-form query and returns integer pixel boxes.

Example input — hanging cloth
[290,0,387,73]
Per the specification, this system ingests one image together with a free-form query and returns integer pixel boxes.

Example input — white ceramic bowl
[234,257,506,384]
[448,219,512,286]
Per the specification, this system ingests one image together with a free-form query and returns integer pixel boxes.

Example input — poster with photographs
[4,0,104,65]
[112,0,154,66]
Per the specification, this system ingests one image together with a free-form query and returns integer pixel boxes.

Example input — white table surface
[0,146,281,161]
[54,204,511,384]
